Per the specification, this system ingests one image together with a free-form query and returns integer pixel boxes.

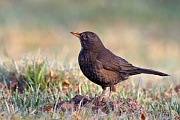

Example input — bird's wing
[97,49,137,73]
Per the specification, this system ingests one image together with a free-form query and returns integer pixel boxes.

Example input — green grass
[0,53,179,119]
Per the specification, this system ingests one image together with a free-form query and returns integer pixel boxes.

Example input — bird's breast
[78,50,100,80]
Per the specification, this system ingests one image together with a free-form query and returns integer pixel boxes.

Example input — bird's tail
[121,67,169,76]
[132,67,169,76]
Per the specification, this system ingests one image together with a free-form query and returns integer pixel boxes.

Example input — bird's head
[71,31,105,51]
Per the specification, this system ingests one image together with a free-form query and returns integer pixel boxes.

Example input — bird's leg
[109,85,117,101]
[98,87,107,101]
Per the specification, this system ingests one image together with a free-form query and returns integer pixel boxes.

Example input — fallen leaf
[164,91,172,98]
[49,69,55,78]
[45,105,53,112]
[140,113,146,120]
[174,84,180,93]
[11,81,18,88]
[11,76,18,88]
[62,80,70,87]
[48,69,61,80]
[147,97,153,101]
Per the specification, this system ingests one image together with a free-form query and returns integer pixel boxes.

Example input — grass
[0,53,179,120]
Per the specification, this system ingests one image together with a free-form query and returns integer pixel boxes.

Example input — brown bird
[71,31,169,99]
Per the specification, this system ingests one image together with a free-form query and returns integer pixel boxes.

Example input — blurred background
[0,0,179,77]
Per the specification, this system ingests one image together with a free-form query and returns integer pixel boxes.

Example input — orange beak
[70,32,81,38]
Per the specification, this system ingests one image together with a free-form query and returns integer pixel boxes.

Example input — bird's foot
[109,91,118,101]
[94,94,108,102]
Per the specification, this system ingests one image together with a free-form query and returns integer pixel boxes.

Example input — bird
[70,31,169,99]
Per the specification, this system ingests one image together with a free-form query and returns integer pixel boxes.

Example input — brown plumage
[71,31,169,98]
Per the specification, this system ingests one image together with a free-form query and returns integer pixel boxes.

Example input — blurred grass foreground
[0,0,180,119]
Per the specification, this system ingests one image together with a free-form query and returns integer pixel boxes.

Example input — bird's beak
[70,32,80,38]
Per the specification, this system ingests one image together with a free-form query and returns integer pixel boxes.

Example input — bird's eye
[85,35,89,39]
[82,34,89,40]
